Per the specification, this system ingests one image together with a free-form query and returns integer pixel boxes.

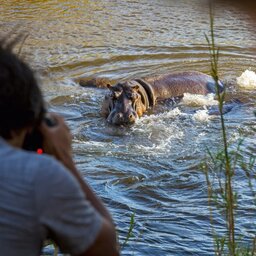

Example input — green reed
[121,212,136,249]
[203,4,256,256]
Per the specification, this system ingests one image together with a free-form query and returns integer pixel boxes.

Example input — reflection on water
[1,0,256,255]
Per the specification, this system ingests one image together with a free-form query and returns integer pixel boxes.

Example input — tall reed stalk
[204,4,255,256]
[205,6,235,254]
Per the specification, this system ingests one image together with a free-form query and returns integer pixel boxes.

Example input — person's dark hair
[0,37,44,139]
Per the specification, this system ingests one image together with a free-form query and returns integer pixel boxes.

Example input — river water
[1,0,256,255]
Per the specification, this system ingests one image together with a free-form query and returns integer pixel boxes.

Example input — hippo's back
[143,71,219,100]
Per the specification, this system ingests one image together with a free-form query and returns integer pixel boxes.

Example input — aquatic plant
[203,4,256,256]
[120,212,136,249]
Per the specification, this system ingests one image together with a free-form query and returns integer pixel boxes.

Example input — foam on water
[181,93,218,123]
[182,93,218,107]
[137,107,183,124]
[237,70,256,89]
[132,106,213,156]
[193,108,213,123]
[129,108,185,155]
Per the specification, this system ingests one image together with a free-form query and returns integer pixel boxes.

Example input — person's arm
[39,113,119,256]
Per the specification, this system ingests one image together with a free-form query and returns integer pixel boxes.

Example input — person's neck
[6,129,28,149]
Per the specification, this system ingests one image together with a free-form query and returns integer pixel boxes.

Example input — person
[0,38,119,256]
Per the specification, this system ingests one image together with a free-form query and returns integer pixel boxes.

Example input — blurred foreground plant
[121,212,136,249]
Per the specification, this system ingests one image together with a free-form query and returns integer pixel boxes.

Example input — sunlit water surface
[1,0,256,255]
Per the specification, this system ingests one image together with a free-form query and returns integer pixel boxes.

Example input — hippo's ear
[107,84,114,90]
[131,85,140,91]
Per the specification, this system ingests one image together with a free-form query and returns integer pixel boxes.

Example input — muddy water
[1,0,256,255]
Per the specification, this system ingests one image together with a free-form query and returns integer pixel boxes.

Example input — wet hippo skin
[78,71,223,126]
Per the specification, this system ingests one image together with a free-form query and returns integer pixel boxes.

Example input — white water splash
[129,107,185,155]
[182,93,218,107]
[193,108,213,123]
[136,107,183,124]
[237,70,256,89]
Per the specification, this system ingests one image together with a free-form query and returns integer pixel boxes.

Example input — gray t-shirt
[0,138,102,256]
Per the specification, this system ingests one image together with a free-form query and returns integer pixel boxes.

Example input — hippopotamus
[77,71,224,125]
[101,71,224,125]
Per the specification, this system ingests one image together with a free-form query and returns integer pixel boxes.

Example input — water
[1,1,256,255]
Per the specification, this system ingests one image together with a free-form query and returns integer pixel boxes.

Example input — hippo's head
[101,81,147,126]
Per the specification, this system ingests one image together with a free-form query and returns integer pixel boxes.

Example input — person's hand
[39,113,74,170]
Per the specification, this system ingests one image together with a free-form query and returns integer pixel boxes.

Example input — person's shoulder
[0,138,57,171]
[30,152,83,196]
[19,149,62,170]
[0,139,68,182]
[29,152,73,182]
[13,147,73,185]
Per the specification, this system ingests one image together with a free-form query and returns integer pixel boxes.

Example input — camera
[22,115,57,152]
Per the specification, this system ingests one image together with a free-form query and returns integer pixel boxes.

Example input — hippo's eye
[127,92,138,100]
[112,91,122,99]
